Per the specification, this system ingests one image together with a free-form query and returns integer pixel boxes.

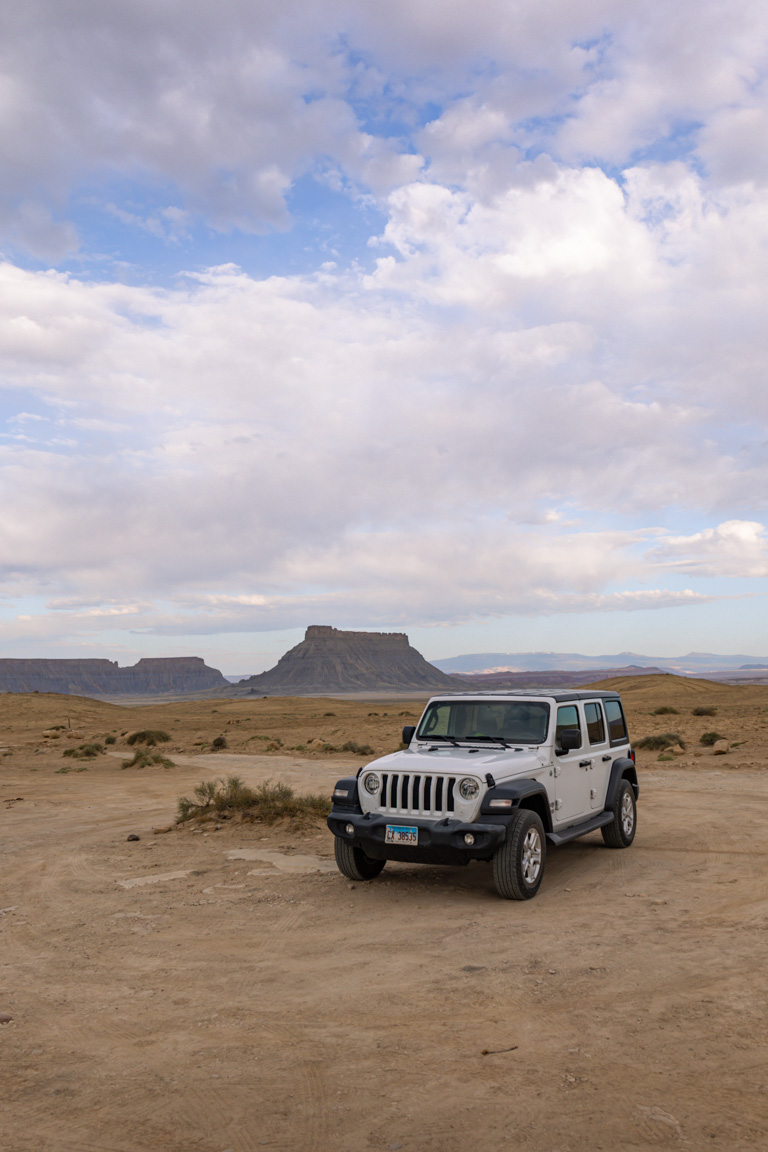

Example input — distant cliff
[232,626,460,694]
[0,657,228,697]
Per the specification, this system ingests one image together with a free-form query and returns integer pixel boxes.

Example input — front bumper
[327,809,508,865]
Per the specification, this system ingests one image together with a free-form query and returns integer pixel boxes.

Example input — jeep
[327,690,638,899]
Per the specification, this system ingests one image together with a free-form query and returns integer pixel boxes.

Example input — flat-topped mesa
[0,656,227,697]
[236,625,459,694]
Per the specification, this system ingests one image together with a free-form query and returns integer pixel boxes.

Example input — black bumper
[326,809,509,866]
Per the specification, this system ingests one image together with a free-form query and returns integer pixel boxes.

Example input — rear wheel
[492,810,546,900]
[601,779,636,848]
[334,836,386,881]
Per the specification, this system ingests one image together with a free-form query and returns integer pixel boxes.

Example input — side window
[555,705,581,749]
[584,702,606,744]
[604,699,628,745]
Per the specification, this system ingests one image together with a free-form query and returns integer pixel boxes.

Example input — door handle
[602,754,612,762]
[579,759,591,768]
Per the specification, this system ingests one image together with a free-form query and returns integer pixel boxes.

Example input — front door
[553,704,591,825]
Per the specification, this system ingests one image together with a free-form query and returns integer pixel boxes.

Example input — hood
[366,745,547,778]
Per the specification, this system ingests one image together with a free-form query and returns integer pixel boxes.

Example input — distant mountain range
[432,651,768,675]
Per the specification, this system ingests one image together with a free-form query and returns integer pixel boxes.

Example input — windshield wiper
[420,734,461,746]
[461,735,513,748]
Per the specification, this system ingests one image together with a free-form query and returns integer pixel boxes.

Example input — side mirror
[559,728,581,751]
[402,725,416,746]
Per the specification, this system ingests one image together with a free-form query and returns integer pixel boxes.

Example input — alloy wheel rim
[621,792,635,836]
[522,827,542,884]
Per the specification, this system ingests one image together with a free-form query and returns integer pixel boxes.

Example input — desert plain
[2,674,768,1151]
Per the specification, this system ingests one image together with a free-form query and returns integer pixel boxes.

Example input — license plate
[385,824,418,845]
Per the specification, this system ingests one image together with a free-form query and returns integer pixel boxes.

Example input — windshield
[416,700,550,745]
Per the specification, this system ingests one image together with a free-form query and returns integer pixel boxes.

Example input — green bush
[122,749,175,769]
[652,706,679,715]
[176,775,330,824]
[126,729,170,747]
[700,731,724,746]
[105,735,116,745]
[635,732,685,751]
[693,706,717,717]
[62,742,105,759]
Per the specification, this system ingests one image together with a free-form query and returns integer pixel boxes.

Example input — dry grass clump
[699,731,725,746]
[211,735,227,749]
[636,732,686,751]
[176,775,330,825]
[122,749,175,769]
[652,706,679,715]
[340,740,374,755]
[126,729,171,747]
[693,706,718,717]
[62,742,105,759]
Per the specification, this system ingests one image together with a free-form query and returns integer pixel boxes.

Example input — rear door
[584,701,611,809]
[553,704,591,825]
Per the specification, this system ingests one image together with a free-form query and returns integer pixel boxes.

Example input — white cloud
[649,521,768,577]
[1,2,768,657]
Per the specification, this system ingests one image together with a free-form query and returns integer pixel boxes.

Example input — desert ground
[2,675,768,1151]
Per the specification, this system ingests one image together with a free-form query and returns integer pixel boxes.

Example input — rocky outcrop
[0,657,228,697]
[232,626,460,695]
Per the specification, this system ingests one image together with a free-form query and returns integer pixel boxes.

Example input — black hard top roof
[429,690,621,703]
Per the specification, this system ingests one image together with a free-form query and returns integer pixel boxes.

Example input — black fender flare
[329,775,362,814]
[480,779,553,833]
[605,758,638,810]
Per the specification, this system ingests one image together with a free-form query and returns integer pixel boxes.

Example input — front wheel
[492,810,546,900]
[334,836,386,881]
[601,779,637,848]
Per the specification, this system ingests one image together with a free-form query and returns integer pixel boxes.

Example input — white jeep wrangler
[327,690,638,899]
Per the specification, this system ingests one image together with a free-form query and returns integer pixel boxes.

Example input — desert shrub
[126,729,170,747]
[324,712,336,716]
[105,735,116,745]
[176,775,330,824]
[62,742,105,760]
[56,764,88,773]
[211,735,227,749]
[693,706,717,717]
[700,731,725,746]
[635,732,685,751]
[652,706,679,715]
[341,740,375,755]
[122,749,175,769]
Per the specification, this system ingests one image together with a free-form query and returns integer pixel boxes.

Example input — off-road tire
[492,809,546,900]
[333,836,386,881]
[601,779,636,848]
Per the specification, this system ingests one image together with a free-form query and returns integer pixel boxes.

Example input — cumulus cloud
[2,1,768,656]
[649,521,768,577]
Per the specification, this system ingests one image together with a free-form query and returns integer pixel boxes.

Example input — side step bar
[546,810,613,846]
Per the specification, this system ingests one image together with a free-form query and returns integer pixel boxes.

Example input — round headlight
[459,777,480,800]
[363,772,381,794]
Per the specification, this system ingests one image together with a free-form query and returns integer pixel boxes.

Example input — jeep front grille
[377,772,455,817]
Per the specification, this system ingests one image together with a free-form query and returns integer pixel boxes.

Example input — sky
[1,0,768,674]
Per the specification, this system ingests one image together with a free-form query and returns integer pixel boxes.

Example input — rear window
[604,699,628,745]
[584,702,606,744]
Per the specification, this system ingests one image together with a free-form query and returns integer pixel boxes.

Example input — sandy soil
[3,682,768,1151]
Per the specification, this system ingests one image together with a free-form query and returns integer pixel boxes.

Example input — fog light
[345,823,354,835]
[464,833,475,846]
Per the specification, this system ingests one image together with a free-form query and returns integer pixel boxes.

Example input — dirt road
[3,750,768,1152]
